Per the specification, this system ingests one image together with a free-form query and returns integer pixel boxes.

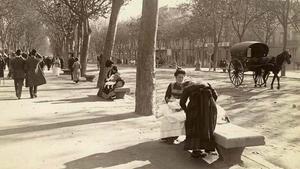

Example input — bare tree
[135,0,158,116]
[189,0,228,71]
[262,0,300,76]
[60,0,111,76]
[96,0,125,92]
[251,10,279,44]
[229,0,267,42]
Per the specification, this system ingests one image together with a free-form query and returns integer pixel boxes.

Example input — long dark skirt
[184,90,217,151]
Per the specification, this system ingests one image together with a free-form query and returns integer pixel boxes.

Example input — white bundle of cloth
[156,99,229,138]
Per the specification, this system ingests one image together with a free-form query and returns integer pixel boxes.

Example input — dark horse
[254,51,291,89]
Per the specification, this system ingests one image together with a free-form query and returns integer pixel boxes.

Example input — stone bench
[214,123,265,164]
[62,69,71,75]
[114,87,130,99]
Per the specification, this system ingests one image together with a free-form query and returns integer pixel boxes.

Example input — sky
[119,0,188,21]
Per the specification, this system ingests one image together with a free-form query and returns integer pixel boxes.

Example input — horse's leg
[262,71,267,87]
[270,74,276,89]
[277,74,280,90]
[254,71,258,87]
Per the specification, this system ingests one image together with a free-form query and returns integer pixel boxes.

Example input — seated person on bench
[156,68,186,144]
[101,67,125,100]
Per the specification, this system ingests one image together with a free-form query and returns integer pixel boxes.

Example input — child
[102,72,125,100]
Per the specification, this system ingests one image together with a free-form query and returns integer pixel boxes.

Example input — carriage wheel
[228,60,244,87]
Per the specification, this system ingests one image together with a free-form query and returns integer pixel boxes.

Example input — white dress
[157,98,186,138]
[52,59,61,76]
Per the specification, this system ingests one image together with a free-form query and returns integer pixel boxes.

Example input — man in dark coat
[25,49,46,98]
[68,53,75,80]
[59,57,64,69]
[10,50,26,99]
[180,81,218,158]
[44,56,53,70]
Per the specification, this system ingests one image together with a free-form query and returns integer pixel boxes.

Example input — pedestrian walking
[7,53,15,78]
[44,56,53,71]
[25,49,46,98]
[52,57,61,76]
[68,53,75,80]
[72,57,81,83]
[10,50,26,99]
[209,53,215,71]
[59,57,64,69]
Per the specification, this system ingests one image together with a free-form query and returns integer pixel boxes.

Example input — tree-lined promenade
[1,0,300,168]
[0,66,300,169]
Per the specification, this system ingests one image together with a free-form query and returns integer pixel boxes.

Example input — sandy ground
[0,64,299,169]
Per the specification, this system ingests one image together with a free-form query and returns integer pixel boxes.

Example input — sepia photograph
[0,0,299,168]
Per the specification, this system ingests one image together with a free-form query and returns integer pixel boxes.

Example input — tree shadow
[0,85,12,87]
[35,95,110,104]
[63,141,232,169]
[38,87,97,92]
[0,112,139,136]
[0,97,32,101]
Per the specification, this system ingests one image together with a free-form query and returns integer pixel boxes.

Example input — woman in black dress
[180,81,218,158]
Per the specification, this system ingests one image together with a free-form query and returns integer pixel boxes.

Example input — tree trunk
[135,0,158,116]
[195,48,201,71]
[80,18,91,76]
[96,0,124,91]
[201,44,205,67]
[281,0,290,77]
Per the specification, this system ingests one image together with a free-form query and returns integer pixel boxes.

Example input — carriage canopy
[230,41,269,60]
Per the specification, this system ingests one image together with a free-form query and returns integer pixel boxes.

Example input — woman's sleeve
[164,83,172,103]
[179,88,189,113]
[207,83,218,101]
[212,88,218,101]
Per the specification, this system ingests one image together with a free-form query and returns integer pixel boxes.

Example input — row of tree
[0,0,159,115]
[183,0,300,75]
[0,0,47,53]
[87,0,300,75]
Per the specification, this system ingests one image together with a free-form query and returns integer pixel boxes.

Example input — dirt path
[0,65,298,169]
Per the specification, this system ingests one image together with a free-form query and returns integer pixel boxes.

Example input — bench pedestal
[217,145,244,164]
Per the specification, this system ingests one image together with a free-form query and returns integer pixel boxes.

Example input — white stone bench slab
[214,123,265,164]
[215,123,265,148]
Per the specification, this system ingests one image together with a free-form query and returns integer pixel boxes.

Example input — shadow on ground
[35,95,110,104]
[0,112,140,136]
[63,141,233,169]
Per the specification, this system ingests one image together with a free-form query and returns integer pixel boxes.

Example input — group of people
[157,68,229,158]
[67,53,81,83]
[8,49,46,99]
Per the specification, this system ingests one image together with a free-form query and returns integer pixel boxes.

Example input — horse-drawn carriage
[228,41,291,88]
